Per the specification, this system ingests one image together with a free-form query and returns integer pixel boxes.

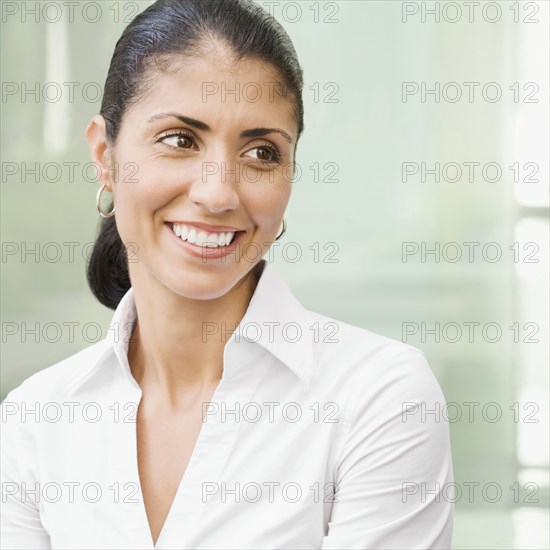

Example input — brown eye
[175,135,193,148]
[244,144,281,164]
[159,132,196,149]
[257,147,274,161]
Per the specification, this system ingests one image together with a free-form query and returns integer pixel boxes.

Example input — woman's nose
[187,156,240,213]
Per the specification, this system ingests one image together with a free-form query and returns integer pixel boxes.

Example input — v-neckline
[134,377,224,548]
[141,381,223,546]
[123,353,268,549]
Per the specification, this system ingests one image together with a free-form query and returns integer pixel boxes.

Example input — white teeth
[197,230,207,244]
[171,223,235,247]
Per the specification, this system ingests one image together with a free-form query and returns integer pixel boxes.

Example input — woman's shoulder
[306,308,444,404]
[306,309,451,462]
[308,307,429,367]
[1,339,112,406]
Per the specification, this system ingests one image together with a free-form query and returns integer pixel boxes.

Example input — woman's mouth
[169,222,243,247]
[164,222,246,259]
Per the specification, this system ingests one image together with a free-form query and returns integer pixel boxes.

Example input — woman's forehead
[124,58,296,132]
[147,54,286,93]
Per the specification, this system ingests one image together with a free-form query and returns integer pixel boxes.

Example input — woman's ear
[86,114,114,192]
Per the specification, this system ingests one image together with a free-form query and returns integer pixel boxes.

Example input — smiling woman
[1,1,453,549]
[88,50,296,302]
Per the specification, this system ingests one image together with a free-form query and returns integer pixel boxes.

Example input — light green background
[1,1,548,548]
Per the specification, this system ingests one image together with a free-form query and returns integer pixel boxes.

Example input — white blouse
[1,259,454,549]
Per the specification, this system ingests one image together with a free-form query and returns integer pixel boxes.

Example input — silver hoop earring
[275,217,286,241]
[96,184,115,218]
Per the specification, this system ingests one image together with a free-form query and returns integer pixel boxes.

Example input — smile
[169,222,239,248]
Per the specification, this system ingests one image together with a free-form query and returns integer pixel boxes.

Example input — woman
[0,0,454,548]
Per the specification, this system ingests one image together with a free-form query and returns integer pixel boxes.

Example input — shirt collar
[103,259,314,393]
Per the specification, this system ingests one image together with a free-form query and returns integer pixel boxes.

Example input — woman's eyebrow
[147,113,210,131]
[241,127,293,144]
[148,113,293,143]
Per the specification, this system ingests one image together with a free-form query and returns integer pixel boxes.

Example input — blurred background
[1,1,548,547]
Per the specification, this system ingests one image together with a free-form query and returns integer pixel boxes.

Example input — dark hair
[87,0,305,310]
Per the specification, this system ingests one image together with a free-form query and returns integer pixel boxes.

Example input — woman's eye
[158,133,195,149]
[245,145,281,164]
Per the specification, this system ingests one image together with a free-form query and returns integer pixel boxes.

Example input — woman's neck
[127,260,265,409]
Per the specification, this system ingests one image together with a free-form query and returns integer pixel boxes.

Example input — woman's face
[90,54,298,300]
